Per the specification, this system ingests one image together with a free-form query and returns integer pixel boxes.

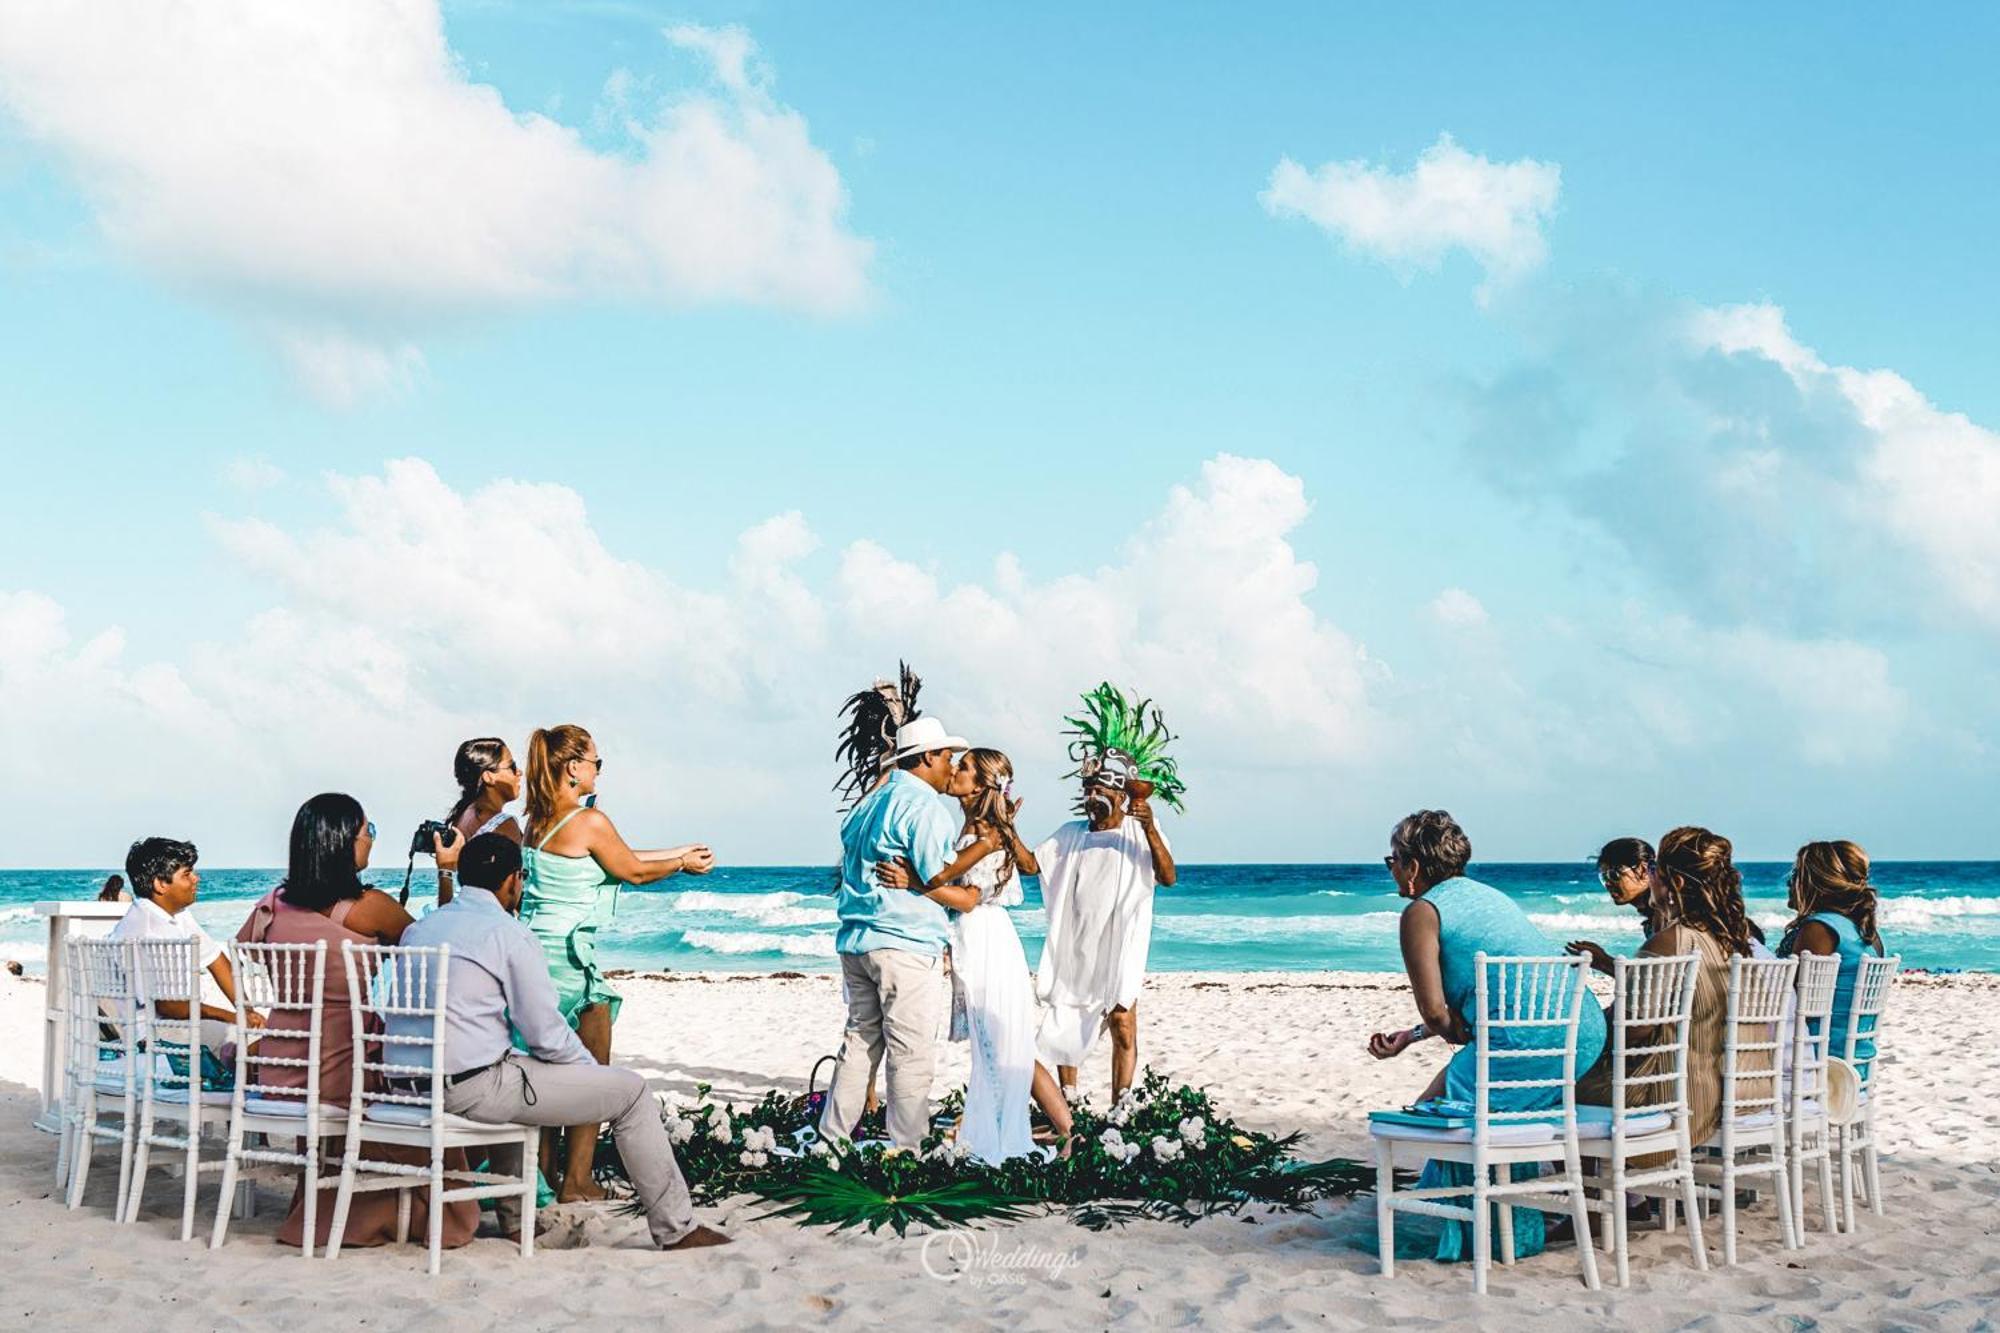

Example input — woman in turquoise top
[1367,810,1608,1262]
[1780,840,1887,1081]
[522,724,716,1202]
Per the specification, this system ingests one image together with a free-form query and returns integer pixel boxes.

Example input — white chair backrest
[1607,953,1700,1123]
[338,942,451,1132]
[1845,955,1899,1093]
[1472,953,1590,1128]
[1790,953,1839,1107]
[1722,955,1796,1121]
[67,937,138,1074]
[227,940,328,1111]
[129,937,205,1096]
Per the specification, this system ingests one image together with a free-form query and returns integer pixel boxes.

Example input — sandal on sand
[660,1224,732,1251]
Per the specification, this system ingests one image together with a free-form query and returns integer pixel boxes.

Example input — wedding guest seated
[394,833,728,1251]
[1578,826,1764,1156]
[1780,840,1889,1078]
[1566,836,1662,975]
[97,873,128,903]
[236,792,476,1251]
[1364,809,1607,1262]
[110,836,260,1047]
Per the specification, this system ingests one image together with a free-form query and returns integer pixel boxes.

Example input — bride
[877,748,1074,1162]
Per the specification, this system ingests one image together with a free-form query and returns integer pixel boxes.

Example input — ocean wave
[1878,896,2000,928]
[665,890,838,928]
[0,906,40,926]
[1529,911,1644,934]
[0,938,48,965]
[1155,912,1402,944]
[679,929,836,958]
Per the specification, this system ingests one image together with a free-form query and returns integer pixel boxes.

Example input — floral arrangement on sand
[606,1068,1370,1236]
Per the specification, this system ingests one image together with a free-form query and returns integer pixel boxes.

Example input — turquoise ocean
[4,862,1995,975]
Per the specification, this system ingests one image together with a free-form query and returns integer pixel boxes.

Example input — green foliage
[606,1068,1366,1234]
[1062,682,1188,810]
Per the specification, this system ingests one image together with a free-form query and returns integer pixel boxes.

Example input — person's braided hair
[1783,840,1882,954]
[1656,825,1754,957]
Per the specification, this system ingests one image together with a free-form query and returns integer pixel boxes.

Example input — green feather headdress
[1062,682,1187,812]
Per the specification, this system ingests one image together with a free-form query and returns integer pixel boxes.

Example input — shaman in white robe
[1032,817,1169,1068]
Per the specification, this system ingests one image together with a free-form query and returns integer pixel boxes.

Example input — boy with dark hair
[109,837,261,1039]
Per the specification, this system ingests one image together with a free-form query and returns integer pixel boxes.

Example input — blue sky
[2,3,1998,866]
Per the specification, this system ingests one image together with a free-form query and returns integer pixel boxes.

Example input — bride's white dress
[948,840,1040,1164]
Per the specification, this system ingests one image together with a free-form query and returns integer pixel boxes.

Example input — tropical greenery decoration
[603,1069,1367,1236]
[1061,682,1188,811]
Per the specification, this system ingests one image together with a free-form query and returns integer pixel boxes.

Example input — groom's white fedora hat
[889,716,970,761]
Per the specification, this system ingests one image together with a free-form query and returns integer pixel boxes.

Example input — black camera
[398,819,462,905]
[409,818,458,858]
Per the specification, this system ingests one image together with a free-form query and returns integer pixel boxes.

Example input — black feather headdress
[834,662,923,809]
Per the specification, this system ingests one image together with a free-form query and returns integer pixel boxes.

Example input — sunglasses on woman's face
[1382,854,1397,871]
[364,821,377,839]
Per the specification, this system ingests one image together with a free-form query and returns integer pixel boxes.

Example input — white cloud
[221,456,286,493]
[1429,587,1489,629]
[1690,303,2000,630]
[1262,133,1560,294]
[0,4,870,403]
[3,455,1378,865]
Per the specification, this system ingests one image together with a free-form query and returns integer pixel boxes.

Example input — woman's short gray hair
[1390,810,1471,884]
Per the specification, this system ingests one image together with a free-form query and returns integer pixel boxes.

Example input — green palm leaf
[751,1166,1043,1237]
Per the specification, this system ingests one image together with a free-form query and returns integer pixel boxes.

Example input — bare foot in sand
[556,1175,608,1204]
[661,1224,731,1251]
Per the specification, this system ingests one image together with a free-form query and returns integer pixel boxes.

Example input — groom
[819,715,967,1147]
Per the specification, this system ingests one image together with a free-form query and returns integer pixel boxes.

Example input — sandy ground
[3,967,1997,1330]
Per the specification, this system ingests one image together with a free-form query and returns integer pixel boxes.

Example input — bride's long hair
[961,748,1022,881]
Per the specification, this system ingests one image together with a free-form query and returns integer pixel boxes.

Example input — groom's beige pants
[820,948,945,1148]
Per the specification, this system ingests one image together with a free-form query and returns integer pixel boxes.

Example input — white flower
[710,1124,733,1144]
[808,1139,831,1156]
[665,1115,695,1144]
[741,1125,777,1154]
[1178,1116,1207,1148]
[1062,1084,1083,1104]
[1151,1136,1182,1162]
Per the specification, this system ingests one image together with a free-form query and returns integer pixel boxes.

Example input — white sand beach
[3,967,1996,1330]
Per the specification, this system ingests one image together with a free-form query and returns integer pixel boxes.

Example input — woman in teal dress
[1366,810,1608,1262]
[522,724,716,1201]
[1779,840,1888,1081]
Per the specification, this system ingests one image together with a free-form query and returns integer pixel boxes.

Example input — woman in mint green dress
[522,724,716,1201]
[1779,840,1887,1081]
[1366,810,1607,1263]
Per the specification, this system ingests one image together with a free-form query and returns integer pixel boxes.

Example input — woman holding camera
[522,724,715,1203]
[435,737,525,905]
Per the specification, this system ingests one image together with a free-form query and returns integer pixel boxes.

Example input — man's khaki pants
[819,949,945,1148]
[444,1053,697,1246]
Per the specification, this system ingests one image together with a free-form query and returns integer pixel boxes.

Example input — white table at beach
[32,901,125,1134]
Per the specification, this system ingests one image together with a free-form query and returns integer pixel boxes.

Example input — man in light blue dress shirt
[395,834,728,1250]
[818,715,966,1148]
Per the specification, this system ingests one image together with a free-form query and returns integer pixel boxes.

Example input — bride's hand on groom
[874,858,918,890]
[1367,1028,1417,1060]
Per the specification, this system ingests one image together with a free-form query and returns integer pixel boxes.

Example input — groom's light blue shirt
[835,769,957,957]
